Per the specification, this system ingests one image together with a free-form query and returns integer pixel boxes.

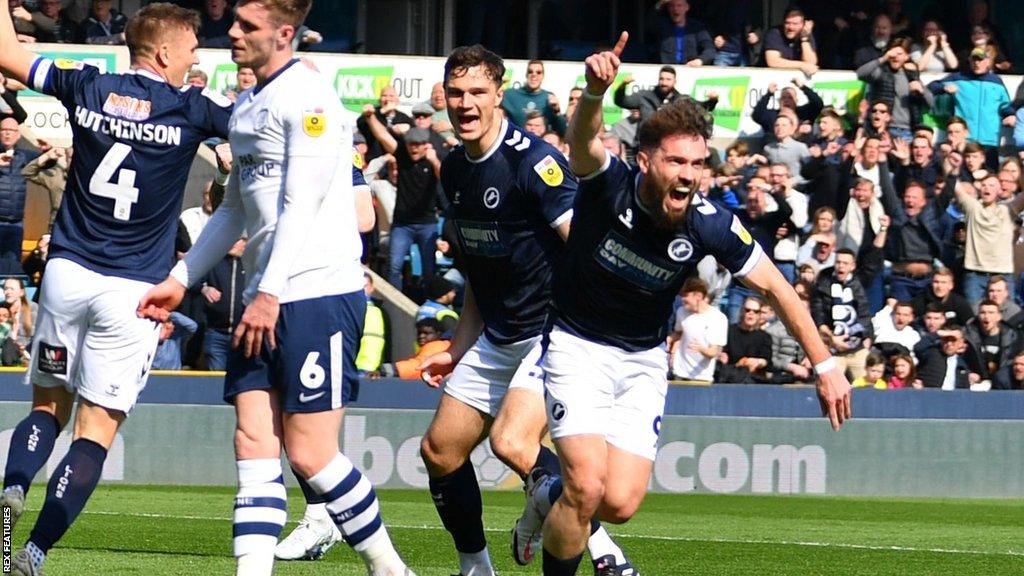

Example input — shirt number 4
[89,142,139,221]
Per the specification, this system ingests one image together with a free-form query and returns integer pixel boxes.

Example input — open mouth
[456,114,479,132]
[669,186,691,202]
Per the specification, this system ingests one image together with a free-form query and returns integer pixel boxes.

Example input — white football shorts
[443,333,544,417]
[27,258,162,414]
[542,325,668,461]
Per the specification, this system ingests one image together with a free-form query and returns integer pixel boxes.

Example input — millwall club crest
[667,238,693,262]
[483,187,500,209]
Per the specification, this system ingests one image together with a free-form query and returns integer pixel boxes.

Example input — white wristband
[814,357,837,375]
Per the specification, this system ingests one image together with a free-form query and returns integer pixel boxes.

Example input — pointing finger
[611,31,629,57]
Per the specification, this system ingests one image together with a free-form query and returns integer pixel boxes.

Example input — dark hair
[726,141,749,156]
[978,298,1001,311]
[987,274,1008,288]
[835,247,857,259]
[894,301,915,313]
[681,276,709,296]
[416,318,444,332]
[783,7,805,19]
[946,116,968,130]
[887,36,912,53]
[963,141,984,155]
[444,44,505,88]
[924,302,944,315]
[527,59,544,69]
[236,0,311,27]
[637,98,713,152]
[865,351,885,368]
[904,179,927,193]
[659,65,676,77]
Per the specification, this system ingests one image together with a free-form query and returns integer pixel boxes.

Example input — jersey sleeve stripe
[578,151,612,182]
[549,208,573,229]
[30,57,52,93]
[733,243,765,279]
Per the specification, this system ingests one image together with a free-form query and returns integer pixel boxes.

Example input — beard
[638,180,689,230]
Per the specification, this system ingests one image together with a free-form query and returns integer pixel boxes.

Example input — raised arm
[567,31,629,177]
[360,104,399,155]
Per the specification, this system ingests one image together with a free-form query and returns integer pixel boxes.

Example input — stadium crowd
[0,0,1023,391]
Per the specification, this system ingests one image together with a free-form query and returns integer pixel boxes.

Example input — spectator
[883,180,945,301]
[613,67,715,130]
[812,248,872,380]
[704,0,762,67]
[356,85,411,162]
[0,117,39,267]
[9,0,70,43]
[179,180,216,250]
[833,174,894,260]
[993,349,1024,390]
[852,13,894,68]
[809,108,847,166]
[416,276,458,338]
[911,20,958,73]
[928,46,1013,168]
[21,232,47,288]
[762,7,818,76]
[857,99,894,141]
[522,109,546,137]
[985,275,1022,325]
[887,351,921,389]
[918,302,948,337]
[797,231,836,272]
[856,38,934,142]
[891,135,940,196]
[373,318,451,380]
[727,176,792,321]
[500,60,565,136]
[648,0,715,66]
[541,130,568,158]
[197,0,231,47]
[959,24,1012,74]
[751,77,824,142]
[942,116,970,156]
[362,107,441,291]
[21,144,69,230]
[762,283,813,383]
[668,277,728,383]
[871,300,921,356]
[199,237,245,371]
[405,102,452,155]
[763,113,810,187]
[766,162,807,282]
[223,66,256,102]
[609,107,640,164]
[717,296,772,384]
[916,325,982,389]
[186,67,208,88]
[955,178,1024,307]
[3,276,33,352]
[151,312,198,370]
[426,82,455,143]
[75,0,126,45]
[355,272,386,376]
[851,351,887,389]
[911,267,974,327]
[965,298,1019,382]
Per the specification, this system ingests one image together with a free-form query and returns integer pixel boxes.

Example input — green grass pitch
[8,485,1023,575]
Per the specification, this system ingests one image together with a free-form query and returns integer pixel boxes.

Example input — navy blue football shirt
[28,57,232,283]
[441,120,576,345]
[553,155,763,351]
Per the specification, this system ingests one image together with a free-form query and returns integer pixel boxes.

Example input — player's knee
[561,474,605,517]
[488,430,528,470]
[420,431,460,475]
[598,488,645,524]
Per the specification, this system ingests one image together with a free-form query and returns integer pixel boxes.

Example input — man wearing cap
[402,102,457,153]
[362,105,442,291]
[915,325,982,389]
[928,45,1014,168]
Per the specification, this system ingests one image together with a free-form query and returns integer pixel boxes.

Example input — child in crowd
[853,351,888,389]
[888,352,922,389]
[373,318,451,380]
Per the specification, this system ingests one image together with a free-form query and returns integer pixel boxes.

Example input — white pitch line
[79,510,1024,558]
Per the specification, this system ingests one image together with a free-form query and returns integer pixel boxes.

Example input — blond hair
[125,3,201,63]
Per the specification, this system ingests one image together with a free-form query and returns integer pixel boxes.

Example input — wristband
[582,89,605,100]
[814,357,837,375]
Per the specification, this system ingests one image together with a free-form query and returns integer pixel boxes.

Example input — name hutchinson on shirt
[74,106,182,146]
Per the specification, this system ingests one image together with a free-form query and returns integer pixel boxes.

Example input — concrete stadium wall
[1,373,1021,498]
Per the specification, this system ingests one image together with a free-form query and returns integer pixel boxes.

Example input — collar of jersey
[125,68,166,83]
[464,119,508,164]
[252,58,300,96]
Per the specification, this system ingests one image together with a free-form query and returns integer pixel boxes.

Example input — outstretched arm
[741,256,851,430]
